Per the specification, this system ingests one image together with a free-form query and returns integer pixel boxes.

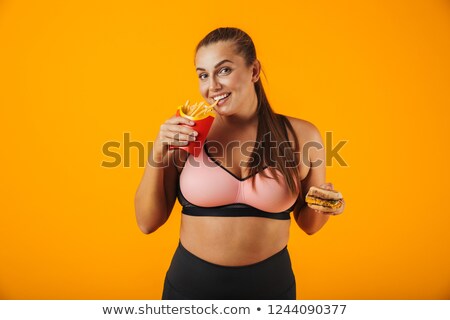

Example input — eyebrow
[196,59,234,71]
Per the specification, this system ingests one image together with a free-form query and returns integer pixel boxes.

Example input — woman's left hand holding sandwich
[314,183,346,216]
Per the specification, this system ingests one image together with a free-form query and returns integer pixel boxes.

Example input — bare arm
[134,116,197,234]
[134,146,178,234]
[291,120,331,235]
[295,199,331,235]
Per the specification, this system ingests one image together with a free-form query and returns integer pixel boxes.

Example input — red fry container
[168,105,215,157]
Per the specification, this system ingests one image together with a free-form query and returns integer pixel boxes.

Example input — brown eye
[219,67,231,74]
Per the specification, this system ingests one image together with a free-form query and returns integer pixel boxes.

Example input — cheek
[199,81,209,96]
[231,72,252,90]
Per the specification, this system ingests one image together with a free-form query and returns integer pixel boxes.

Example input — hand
[312,182,345,216]
[153,116,198,159]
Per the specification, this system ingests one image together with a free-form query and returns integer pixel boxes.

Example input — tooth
[213,93,230,101]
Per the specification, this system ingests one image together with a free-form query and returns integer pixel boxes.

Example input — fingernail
[192,131,198,136]
[190,121,195,125]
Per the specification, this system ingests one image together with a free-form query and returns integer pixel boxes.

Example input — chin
[215,104,234,116]
[213,108,226,116]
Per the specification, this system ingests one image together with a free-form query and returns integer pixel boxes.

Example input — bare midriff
[179,214,291,266]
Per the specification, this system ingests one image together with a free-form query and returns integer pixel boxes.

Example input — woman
[134,27,345,300]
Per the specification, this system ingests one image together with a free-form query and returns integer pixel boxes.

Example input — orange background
[1,0,449,299]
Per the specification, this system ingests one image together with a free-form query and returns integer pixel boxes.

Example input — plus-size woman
[134,27,345,300]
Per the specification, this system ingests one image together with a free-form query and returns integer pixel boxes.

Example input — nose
[208,75,221,92]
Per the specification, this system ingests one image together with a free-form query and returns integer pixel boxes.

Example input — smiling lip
[217,93,231,106]
[210,92,231,103]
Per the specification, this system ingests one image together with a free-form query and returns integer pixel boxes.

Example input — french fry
[181,100,189,114]
[203,100,219,114]
[190,103,203,117]
[191,102,204,116]
[198,101,218,117]
[181,100,218,118]
[185,103,195,115]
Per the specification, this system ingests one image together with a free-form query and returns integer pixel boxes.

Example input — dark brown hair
[195,27,301,195]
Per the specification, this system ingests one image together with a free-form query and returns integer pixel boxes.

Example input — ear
[251,59,261,83]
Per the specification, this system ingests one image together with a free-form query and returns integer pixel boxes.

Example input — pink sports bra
[178,141,298,220]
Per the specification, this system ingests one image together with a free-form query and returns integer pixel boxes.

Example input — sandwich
[305,186,343,212]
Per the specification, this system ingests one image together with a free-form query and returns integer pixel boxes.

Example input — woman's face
[195,41,259,116]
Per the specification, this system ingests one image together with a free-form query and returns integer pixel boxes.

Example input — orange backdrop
[1,0,449,299]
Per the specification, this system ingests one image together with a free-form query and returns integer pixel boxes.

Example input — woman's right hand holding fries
[152,116,198,162]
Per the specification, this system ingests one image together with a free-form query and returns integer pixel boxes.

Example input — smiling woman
[134,27,346,300]
[196,59,233,107]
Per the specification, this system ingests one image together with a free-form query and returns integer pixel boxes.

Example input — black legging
[162,240,296,300]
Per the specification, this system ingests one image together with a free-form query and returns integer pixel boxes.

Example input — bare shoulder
[282,115,323,145]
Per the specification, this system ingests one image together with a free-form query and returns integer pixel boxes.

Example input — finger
[161,123,198,136]
[308,203,339,214]
[166,116,195,126]
[320,182,333,190]
[164,130,197,142]
[319,183,329,190]
[168,125,198,137]
[160,138,189,146]
[333,199,345,215]
[311,207,333,215]
[327,205,344,215]
[318,210,341,216]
